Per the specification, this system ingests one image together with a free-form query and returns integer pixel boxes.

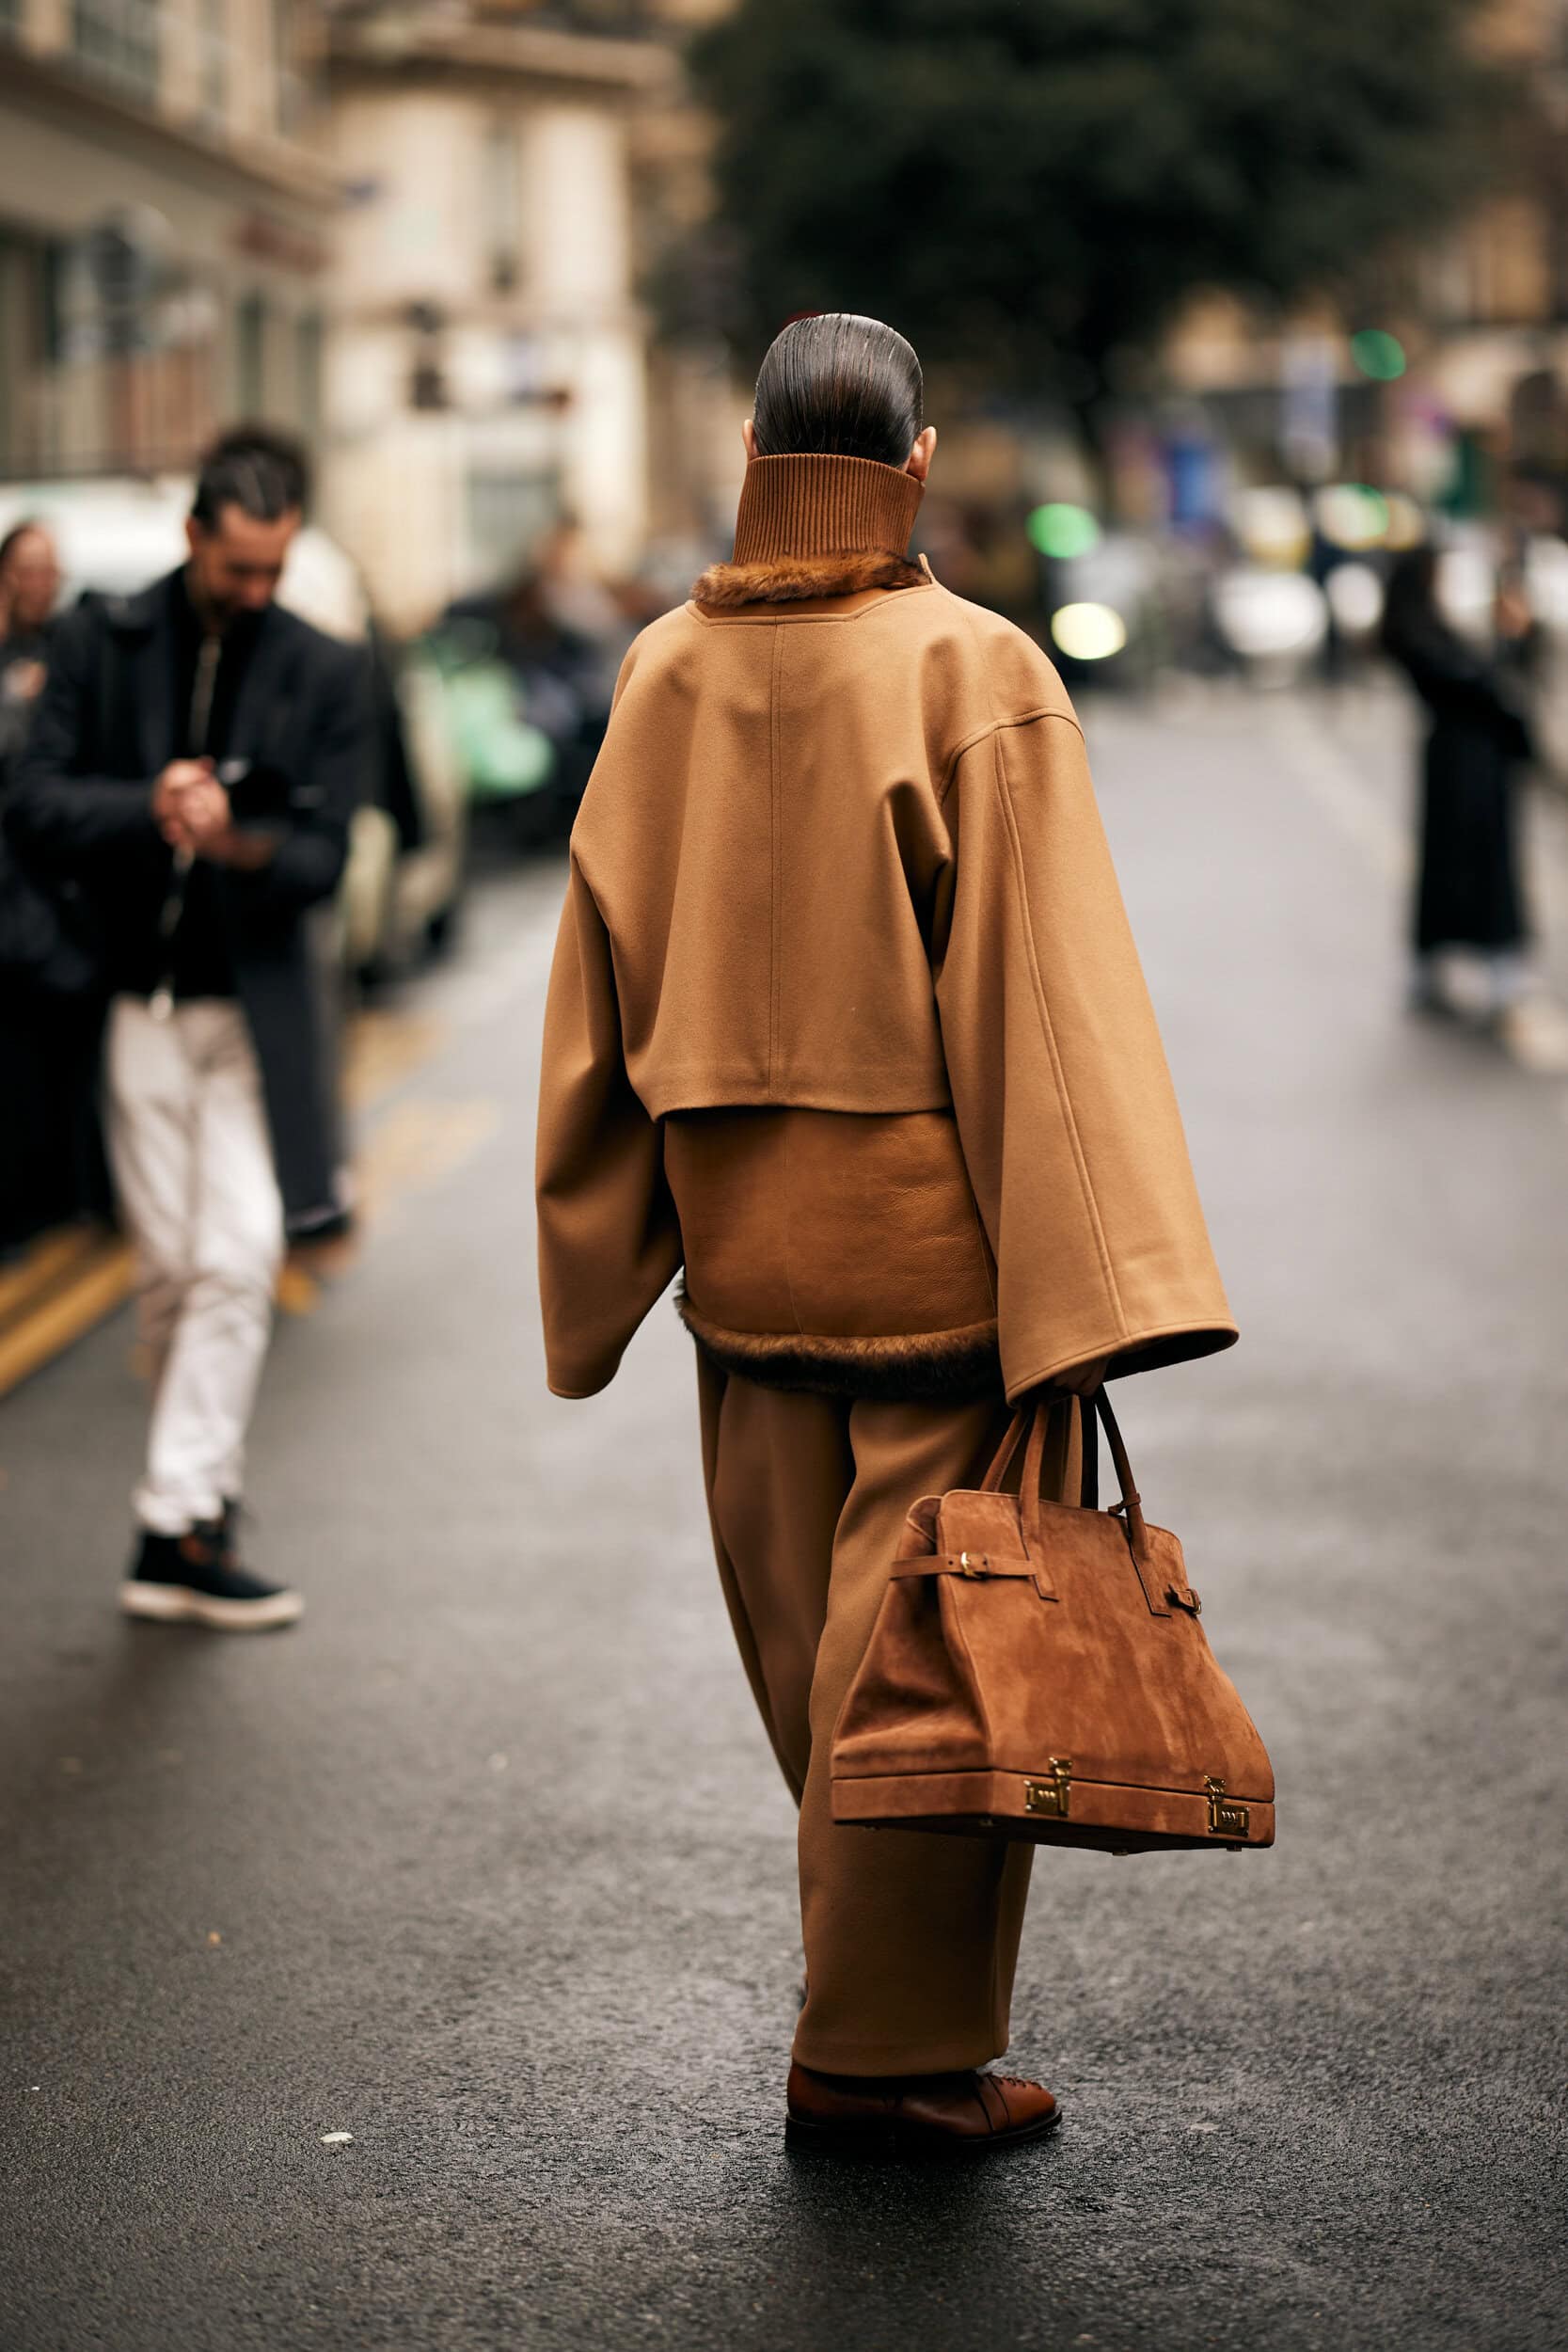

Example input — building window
[269,0,301,136]
[465,468,562,583]
[71,0,161,104]
[236,292,267,416]
[198,0,226,120]
[483,120,523,296]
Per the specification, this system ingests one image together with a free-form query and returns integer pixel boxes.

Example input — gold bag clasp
[1204,1774,1250,1837]
[1024,1758,1071,1819]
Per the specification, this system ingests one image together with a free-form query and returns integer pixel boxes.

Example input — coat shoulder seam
[936,706,1084,809]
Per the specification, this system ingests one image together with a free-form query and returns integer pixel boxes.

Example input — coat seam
[936,706,1084,809]
[768,624,784,1096]
[990,723,1129,1338]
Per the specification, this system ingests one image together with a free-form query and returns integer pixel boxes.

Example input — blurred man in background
[0,519,62,790]
[8,428,369,1630]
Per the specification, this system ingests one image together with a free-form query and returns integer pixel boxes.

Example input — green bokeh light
[1351,328,1406,382]
[1026,502,1101,560]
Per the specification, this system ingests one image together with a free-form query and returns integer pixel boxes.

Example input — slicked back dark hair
[751,313,923,467]
[191,426,309,530]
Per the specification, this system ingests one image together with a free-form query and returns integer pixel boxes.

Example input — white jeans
[104,996,284,1535]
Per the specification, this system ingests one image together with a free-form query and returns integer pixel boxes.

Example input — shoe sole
[120,1581,304,1632]
[784,2104,1061,2160]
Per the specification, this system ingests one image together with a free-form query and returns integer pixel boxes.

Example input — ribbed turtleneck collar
[731,453,924,564]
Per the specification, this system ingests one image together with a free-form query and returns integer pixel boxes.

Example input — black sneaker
[120,1524,304,1632]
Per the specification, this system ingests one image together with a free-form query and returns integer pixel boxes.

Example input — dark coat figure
[0,620,52,794]
[7,571,368,1230]
[0,608,108,1251]
[1381,547,1533,961]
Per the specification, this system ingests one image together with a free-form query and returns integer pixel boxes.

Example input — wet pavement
[2,683,1564,2351]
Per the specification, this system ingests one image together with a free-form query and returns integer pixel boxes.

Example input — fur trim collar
[691,548,928,611]
[676,1290,1002,1403]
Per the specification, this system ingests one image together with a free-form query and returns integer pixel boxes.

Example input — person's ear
[906,426,938,483]
[183,516,200,560]
[741,419,759,463]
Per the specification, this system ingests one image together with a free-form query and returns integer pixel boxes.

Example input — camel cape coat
[537,453,1236,1405]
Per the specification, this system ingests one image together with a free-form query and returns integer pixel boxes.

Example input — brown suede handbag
[830,1390,1275,1852]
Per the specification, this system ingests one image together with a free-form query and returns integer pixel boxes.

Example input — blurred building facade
[309,0,736,630]
[0,0,335,478]
[0,0,739,625]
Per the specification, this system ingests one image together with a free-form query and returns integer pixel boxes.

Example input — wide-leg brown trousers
[697,1355,1085,2076]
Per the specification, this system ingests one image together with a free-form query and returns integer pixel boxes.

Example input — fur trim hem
[690,549,927,611]
[676,1291,1003,1403]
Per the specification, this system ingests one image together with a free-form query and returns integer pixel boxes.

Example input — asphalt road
[3,683,1565,2352]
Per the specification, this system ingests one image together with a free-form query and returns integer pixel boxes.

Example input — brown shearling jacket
[536,452,1236,1406]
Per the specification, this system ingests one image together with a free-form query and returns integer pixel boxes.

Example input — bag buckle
[1204,1775,1250,1837]
[1023,1757,1071,1819]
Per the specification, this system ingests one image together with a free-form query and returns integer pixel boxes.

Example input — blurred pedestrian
[0,516,108,1254]
[439,518,623,824]
[1380,543,1561,1057]
[0,519,62,789]
[8,428,369,1629]
[536,315,1236,2155]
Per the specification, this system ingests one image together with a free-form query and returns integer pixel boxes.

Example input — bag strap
[984,1385,1147,1555]
[1090,1387,1191,1615]
[976,1385,1195,1618]
[1092,1386,1148,1554]
[979,1406,1030,1493]
[889,1551,1052,1588]
[984,1391,1112,1538]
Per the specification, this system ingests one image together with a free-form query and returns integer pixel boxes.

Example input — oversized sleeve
[933,711,1237,1403]
[534,849,683,1399]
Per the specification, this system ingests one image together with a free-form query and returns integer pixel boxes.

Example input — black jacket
[7,571,370,1227]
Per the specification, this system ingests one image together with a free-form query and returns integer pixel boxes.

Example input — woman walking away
[1381,544,1566,1067]
[535,314,1237,2156]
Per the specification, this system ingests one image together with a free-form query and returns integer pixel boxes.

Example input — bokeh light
[1323,561,1385,636]
[1050,601,1128,660]
[1350,328,1407,381]
[1314,483,1390,551]
[1027,502,1101,560]
[1382,492,1427,551]
[1232,486,1311,570]
[1212,569,1328,661]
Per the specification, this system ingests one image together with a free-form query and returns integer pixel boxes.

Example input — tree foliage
[687,0,1514,403]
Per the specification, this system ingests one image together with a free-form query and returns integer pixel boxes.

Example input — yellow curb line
[0,1003,451,1402]
[0,1239,134,1401]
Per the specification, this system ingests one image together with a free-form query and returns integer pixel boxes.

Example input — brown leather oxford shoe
[785,2061,1060,2157]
